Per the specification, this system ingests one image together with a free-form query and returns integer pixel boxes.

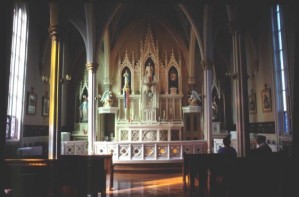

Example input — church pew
[183,152,288,197]
[3,159,54,197]
[4,155,111,197]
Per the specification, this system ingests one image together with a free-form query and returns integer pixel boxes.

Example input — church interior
[1,0,298,196]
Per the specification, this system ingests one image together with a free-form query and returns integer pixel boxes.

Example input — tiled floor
[104,172,188,197]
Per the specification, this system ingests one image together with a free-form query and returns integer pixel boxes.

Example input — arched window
[272,4,291,135]
[6,4,28,140]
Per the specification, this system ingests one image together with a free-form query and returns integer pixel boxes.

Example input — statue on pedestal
[145,62,154,83]
[188,90,201,106]
[212,95,219,121]
[123,69,130,88]
[100,90,114,107]
[80,95,88,122]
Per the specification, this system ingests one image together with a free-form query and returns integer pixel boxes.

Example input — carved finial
[132,51,135,65]
[165,50,168,64]
[140,41,143,54]
[201,59,213,70]
[118,53,121,64]
[144,22,155,49]
[178,50,182,64]
[125,49,128,58]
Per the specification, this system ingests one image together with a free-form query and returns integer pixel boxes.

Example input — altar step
[113,162,182,173]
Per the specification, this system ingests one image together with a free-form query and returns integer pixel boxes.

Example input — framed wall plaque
[42,92,49,116]
[26,89,37,115]
[249,89,257,114]
[261,84,272,112]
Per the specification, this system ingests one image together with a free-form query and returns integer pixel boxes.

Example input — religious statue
[80,95,88,122]
[170,70,177,82]
[123,69,130,88]
[212,95,219,121]
[100,90,113,107]
[145,62,154,83]
[188,90,201,106]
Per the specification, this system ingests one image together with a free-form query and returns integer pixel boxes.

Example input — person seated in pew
[254,135,272,154]
[217,135,237,157]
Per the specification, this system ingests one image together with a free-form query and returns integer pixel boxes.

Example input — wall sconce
[249,70,257,80]
[60,74,72,84]
[95,94,102,101]
[42,75,49,84]
[225,72,238,80]
[42,74,71,84]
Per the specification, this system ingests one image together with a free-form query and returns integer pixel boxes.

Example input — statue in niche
[170,70,177,82]
[188,90,201,106]
[123,69,130,88]
[212,95,219,121]
[169,68,178,94]
[80,95,88,122]
[100,90,114,107]
[145,62,154,83]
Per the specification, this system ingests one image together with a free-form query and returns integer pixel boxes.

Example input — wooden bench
[183,152,287,197]
[183,153,237,196]
[4,155,112,197]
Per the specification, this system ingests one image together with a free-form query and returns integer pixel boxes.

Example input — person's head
[256,135,266,145]
[223,136,231,147]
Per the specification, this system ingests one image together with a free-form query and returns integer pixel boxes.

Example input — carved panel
[157,145,168,158]
[120,130,129,141]
[131,130,140,141]
[145,145,155,158]
[132,145,143,159]
[119,145,130,159]
[171,130,180,141]
[142,130,157,141]
[170,145,181,158]
[159,130,168,141]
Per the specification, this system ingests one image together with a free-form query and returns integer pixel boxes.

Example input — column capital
[86,62,98,72]
[228,21,244,35]
[201,59,213,70]
[103,78,112,91]
[187,77,196,91]
[187,77,196,86]
[48,25,60,40]
[227,21,236,33]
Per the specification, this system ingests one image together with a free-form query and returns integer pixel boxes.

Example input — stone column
[202,59,213,153]
[202,5,214,153]
[84,2,98,155]
[86,63,98,155]
[48,2,63,159]
[228,21,250,156]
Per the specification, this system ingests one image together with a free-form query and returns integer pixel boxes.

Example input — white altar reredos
[65,25,207,163]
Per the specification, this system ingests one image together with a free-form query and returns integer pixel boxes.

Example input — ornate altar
[94,25,207,163]
[64,24,207,163]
